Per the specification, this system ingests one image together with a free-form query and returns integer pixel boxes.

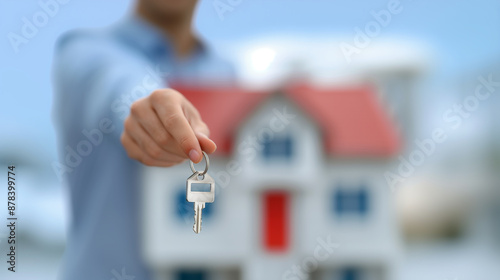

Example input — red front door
[263,190,290,253]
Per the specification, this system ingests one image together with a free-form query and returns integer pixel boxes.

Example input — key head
[186,172,215,203]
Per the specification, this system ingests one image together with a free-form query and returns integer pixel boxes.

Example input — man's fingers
[120,132,143,161]
[184,101,215,152]
[134,104,173,152]
[191,117,216,153]
[153,102,202,163]
[125,117,184,162]
[135,110,191,159]
[195,132,217,154]
[141,157,185,167]
[121,132,185,167]
[191,119,210,137]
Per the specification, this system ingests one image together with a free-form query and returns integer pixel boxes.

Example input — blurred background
[0,0,499,279]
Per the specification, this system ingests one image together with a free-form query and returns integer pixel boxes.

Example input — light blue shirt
[52,15,234,280]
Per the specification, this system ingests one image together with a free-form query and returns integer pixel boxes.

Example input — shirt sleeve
[52,30,167,142]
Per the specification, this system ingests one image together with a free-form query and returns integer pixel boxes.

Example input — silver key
[186,152,215,234]
[193,201,205,234]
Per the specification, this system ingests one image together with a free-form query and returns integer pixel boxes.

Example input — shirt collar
[112,14,208,61]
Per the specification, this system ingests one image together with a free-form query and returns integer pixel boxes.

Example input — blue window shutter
[334,189,344,214]
[358,188,368,215]
[176,189,191,220]
[284,135,292,159]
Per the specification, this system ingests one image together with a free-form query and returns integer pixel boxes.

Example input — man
[52,1,233,279]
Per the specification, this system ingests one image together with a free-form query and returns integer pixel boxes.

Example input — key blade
[193,202,204,234]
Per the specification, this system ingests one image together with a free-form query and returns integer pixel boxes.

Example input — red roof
[174,83,400,157]
[286,83,400,157]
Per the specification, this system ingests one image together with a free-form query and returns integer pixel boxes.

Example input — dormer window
[262,134,293,160]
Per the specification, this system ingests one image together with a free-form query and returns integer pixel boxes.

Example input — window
[340,267,360,280]
[175,188,213,222]
[333,186,369,216]
[262,134,293,160]
[175,270,207,280]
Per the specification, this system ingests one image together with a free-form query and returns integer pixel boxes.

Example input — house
[141,82,403,280]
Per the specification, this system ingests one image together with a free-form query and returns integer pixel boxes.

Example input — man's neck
[135,5,197,58]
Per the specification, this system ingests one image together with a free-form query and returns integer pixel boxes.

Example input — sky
[0,0,499,177]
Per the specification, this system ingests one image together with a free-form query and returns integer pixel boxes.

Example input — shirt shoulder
[55,28,147,70]
[52,27,158,99]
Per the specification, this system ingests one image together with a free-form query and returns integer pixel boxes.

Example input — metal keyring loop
[190,151,209,176]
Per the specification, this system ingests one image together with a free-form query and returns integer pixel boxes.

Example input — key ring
[190,151,209,176]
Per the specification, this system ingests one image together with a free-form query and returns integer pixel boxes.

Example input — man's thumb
[195,131,217,154]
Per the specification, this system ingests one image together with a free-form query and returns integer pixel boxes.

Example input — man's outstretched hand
[121,89,216,167]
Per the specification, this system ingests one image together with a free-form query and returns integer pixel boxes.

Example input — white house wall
[300,161,401,266]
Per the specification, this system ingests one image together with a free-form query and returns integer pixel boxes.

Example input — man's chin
[145,0,198,19]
